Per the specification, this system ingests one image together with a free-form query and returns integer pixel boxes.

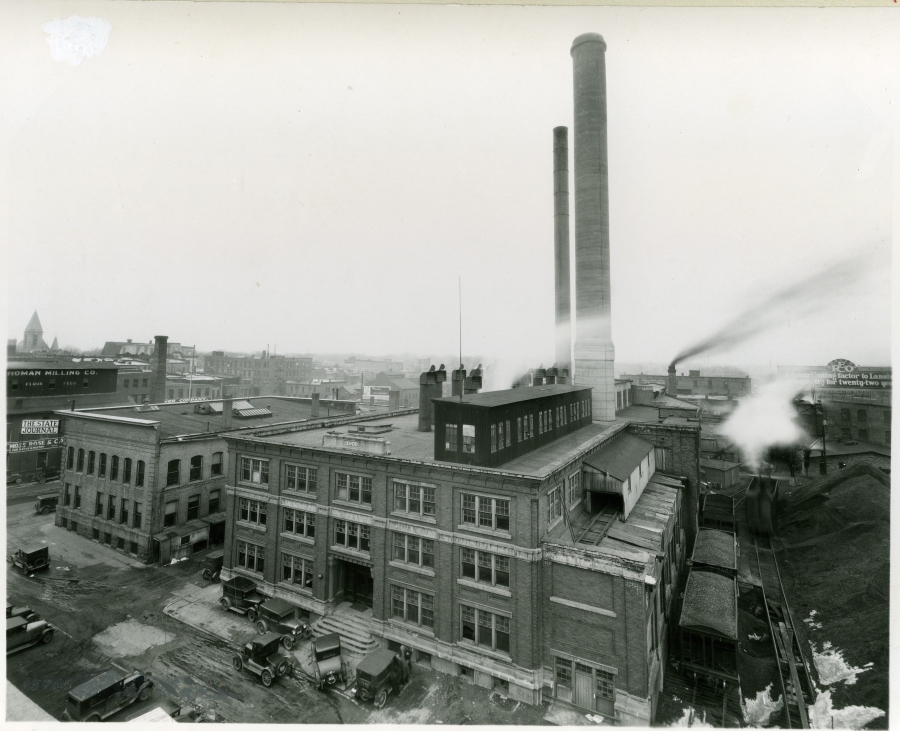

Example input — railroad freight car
[678,569,739,684]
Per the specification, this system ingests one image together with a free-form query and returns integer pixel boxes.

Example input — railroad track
[661,662,743,727]
[752,530,817,729]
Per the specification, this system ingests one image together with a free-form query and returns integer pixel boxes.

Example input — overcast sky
[2,3,895,371]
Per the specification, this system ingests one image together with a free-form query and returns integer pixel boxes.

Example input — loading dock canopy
[691,529,737,573]
[583,433,654,482]
[152,518,209,542]
[680,571,738,640]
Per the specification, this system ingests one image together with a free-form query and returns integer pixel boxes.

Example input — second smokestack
[554,126,571,370]
[152,335,168,404]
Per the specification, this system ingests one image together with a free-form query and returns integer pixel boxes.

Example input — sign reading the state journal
[779,360,892,390]
[20,419,59,435]
[7,437,65,453]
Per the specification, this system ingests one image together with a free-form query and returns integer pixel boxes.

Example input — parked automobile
[35,469,61,484]
[354,647,411,708]
[6,602,38,622]
[34,494,60,515]
[9,543,50,576]
[6,471,23,485]
[220,576,265,622]
[6,616,54,653]
[231,632,293,687]
[121,698,197,723]
[313,633,346,690]
[254,598,312,650]
[201,550,224,583]
[62,669,154,722]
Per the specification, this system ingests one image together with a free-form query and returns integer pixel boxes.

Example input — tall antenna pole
[459,277,462,403]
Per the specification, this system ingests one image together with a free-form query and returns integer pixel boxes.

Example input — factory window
[842,427,851,440]
[141,378,148,387]
[189,455,203,481]
[393,533,435,568]
[107,495,116,521]
[460,548,509,587]
[92,528,100,541]
[187,494,200,521]
[239,498,267,526]
[393,481,435,517]
[555,659,573,702]
[333,520,370,553]
[240,457,269,485]
[392,586,434,628]
[236,541,265,574]
[86,451,95,475]
[547,486,562,525]
[211,452,223,476]
[841,408,851,424]
[164,500,178,527]
[168,389,174,399]
[505,420,511,447]
[110,456,119,481]
[208,490,220,514]
[95,492,104,517]
[538,412,544,435]
[120,499,129,525]
[461,493,510,532]
[281,554,313,589]
[516,417,522,442]
[496,421,505,450]
[76,448,85,472]
[129,541,138,555]
[460,604,509,653]
[136,460,145,487]
[74,486,81,509]
[335,472,372,505]
[283,508,315,539]
[859,428,868,441]
[567,472,581,505]
[67,447,74,470]
[134,502,142,529]
[166,459,181,486]
[178,389,184,399]
[857,409,867,423]
[462,425,475,454]
[123,458,132,484]
[98,453,107,479]
[285,464,317,493]
[491,425,497,453]
[64,483,71,506]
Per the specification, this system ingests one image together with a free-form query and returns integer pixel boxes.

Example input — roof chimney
[554,126,572,370]
[311,392,320,418]
[464,364,483,395]
[451,365,466,398]
[223,395,233,429]
[418,364,446,431]
[152,335,168,403]
[388,389,401,411]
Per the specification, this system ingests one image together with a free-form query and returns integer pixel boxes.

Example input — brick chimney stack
[152,335,168,404]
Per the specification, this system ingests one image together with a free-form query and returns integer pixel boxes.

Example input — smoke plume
[669,245,881,369]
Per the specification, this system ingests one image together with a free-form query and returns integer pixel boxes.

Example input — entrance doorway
[342,562,374,608]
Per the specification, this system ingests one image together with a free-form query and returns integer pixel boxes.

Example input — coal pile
[775,463,889,727]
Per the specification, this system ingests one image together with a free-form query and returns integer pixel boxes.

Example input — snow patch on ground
[812,643,871,686]
[741,684,784,726]
[543,705,592,726]
[807,690,885,729]
[670,708,715,727]
[93,618,172,657]
[366,684,439,724]
[748,633,763,641]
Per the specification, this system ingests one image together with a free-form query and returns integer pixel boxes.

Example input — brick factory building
[52,396,320,564]
[217,383,700,723]
[204,351,313,396]
[621,370,752,399]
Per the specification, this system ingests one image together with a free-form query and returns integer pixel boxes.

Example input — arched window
[123,458,133,484]
[77,448,85,472]
[190,455,203,481]
[167,459,180,487]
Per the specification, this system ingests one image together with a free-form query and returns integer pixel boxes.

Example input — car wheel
[38,476,47,484]
[13,476,21,484]
[232,656,243,671]
[276,659,290,677]
[139,685,152,702]
[221,598,232,612]
[376,690,388,709]
[40,507,50,515]
[261,669,273,687]
[282,635,294,651]
[41,631,53,644]
[85,713,101,723]
[213,573,221,584]
[247,608,258,622]
[202,569,212,580]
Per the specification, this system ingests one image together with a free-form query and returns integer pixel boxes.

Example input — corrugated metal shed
[583,432,654,481]
[680,570,737,640]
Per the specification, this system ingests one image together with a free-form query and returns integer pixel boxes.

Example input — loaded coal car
[745,474,779,537]
[689,528,738,578]
[678,569,739,685]
[699,493,736,534]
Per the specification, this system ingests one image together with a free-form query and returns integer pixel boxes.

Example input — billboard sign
[779,360,891,390]
[8,437,65,453]
[20,419,59,435]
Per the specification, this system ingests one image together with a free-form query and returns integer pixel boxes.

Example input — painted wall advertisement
[8,437,65,453]
[779,360,891,390]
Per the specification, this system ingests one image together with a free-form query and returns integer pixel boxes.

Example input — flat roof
[692,529,737,571]
[434,384,589,408]
[7,360,119,371]
[680,570,738,640]
[59,397,321,440]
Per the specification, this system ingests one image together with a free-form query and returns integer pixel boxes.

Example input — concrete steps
[311,610,379,656]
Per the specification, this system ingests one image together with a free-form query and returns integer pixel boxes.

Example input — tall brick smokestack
[152,335,168,404]
[668,365,677,396]
[571,33,615,421]
[554,126,571,370]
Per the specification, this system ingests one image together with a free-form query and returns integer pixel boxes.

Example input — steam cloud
[669,245,881,369]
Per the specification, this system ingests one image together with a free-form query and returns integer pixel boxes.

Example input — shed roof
[692,529,737,571]
[583,432,654,481]
[680,570,738,639]
[433,384,589,408]
[701,457,742,471]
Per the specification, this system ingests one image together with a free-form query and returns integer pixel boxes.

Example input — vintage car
[62,669,154,722]
[34,494,60,515]
[120,697,197,723]
[6,602,38,622]
[9,543,50,576]
[313,633,346,690]
[7,616,54,653]
[254,598,311,650]
[201,550,225,583]
[354,647,411,708]
[231,632,294,687]
[220,576,266,621]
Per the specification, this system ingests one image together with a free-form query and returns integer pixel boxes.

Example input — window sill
[456,578,511,597]
[233,567,264,579]
[389,560,436,577]
[237,521,267,533]
[278,582,314,596]
[388,618,435,637]
[457,639,511,662]
[283,490,317,501]
[391,511,436,525]
[333,499,373,511]
[330,544,372,560]
[456,524,512,541]
[281,532,315,545]
[238,481,270,490]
